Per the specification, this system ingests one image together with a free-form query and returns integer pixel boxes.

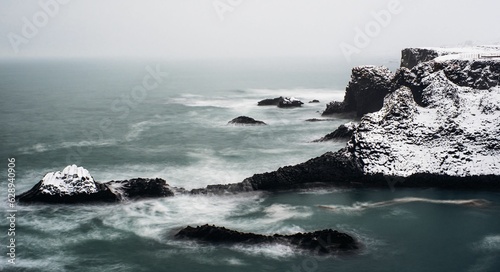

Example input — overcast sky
[0,0,499,61]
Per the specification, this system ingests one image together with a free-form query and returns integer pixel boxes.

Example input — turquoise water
[1,59,499,272]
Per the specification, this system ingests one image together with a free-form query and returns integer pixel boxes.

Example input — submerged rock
[309,99,320,103]
[228,116,266,125]
[175,224,358,254]
[305,118,336,122]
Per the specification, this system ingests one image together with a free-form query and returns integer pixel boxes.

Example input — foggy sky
[0,0,499,61]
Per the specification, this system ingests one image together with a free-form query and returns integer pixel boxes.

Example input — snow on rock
[350,70,500,177]
[402,46,500,68]
[39,165,98,195]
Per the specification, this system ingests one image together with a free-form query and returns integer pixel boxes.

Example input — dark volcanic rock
[175,224,358,254]
[323,66,393,117]
[313,122,357,142]
[107,178,175,200]
[309,100,320,103]
[258,97,282,106]
[228,116,266,125]
[401,48,441,69]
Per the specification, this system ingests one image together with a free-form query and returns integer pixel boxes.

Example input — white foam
[477,235,500,251]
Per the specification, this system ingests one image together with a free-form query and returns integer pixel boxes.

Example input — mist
[1,0,499,62]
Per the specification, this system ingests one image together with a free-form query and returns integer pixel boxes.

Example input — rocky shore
[175,224,358,254]
[18,47,500,204]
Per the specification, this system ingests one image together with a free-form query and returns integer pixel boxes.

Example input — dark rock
[107,178,175,200]
[258,97,304,108]
[401,48,441,69]
[313,122,357,142]
[228,116,266,125]
[322,101,347,115]
[175,224,358,254]
[309,100,320,103]
[322,66,393,117]
[305,118,336,122]
[258,97,282,106]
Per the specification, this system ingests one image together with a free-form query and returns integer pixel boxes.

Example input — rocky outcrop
[175,224,358,254]
[313,122,357,142]
[106,178,175,200]
[228,116,266,125]
[309,100,320,103]
[17,165,177,203]
[258,96,304,108]
[401,48,442,69]
[322,66,393,117]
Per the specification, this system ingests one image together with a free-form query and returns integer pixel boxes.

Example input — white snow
[349,67,500,177]
[39,165,98,195]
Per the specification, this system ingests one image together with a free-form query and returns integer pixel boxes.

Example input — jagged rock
[18,166,177,204]
[401,48,442,69]
[313,122,357,142]
[175,224,358,254]
[323,66,393,117]
[322,101,347,115]
[107,178,175,200]
[278,97,304,108]
[228,116,266,125]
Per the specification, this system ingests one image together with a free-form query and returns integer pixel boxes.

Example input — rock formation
[322,66,393,117]
[228,116,266,125]
[196,48,500,193]
[175,224,358,254]
[17,165,177,203]
[257,96,304,108]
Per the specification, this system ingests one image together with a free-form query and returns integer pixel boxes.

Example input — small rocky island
[17,165,177,203]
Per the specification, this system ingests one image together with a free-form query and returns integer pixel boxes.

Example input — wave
[18,139,118,154]
[319,197,492,213]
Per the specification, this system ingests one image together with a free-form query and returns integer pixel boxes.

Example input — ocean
[1,58,499,272]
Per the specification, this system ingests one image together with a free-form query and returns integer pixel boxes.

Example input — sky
[0,0,499,61]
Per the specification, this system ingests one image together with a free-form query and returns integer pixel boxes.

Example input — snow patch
[39,165,98,195]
